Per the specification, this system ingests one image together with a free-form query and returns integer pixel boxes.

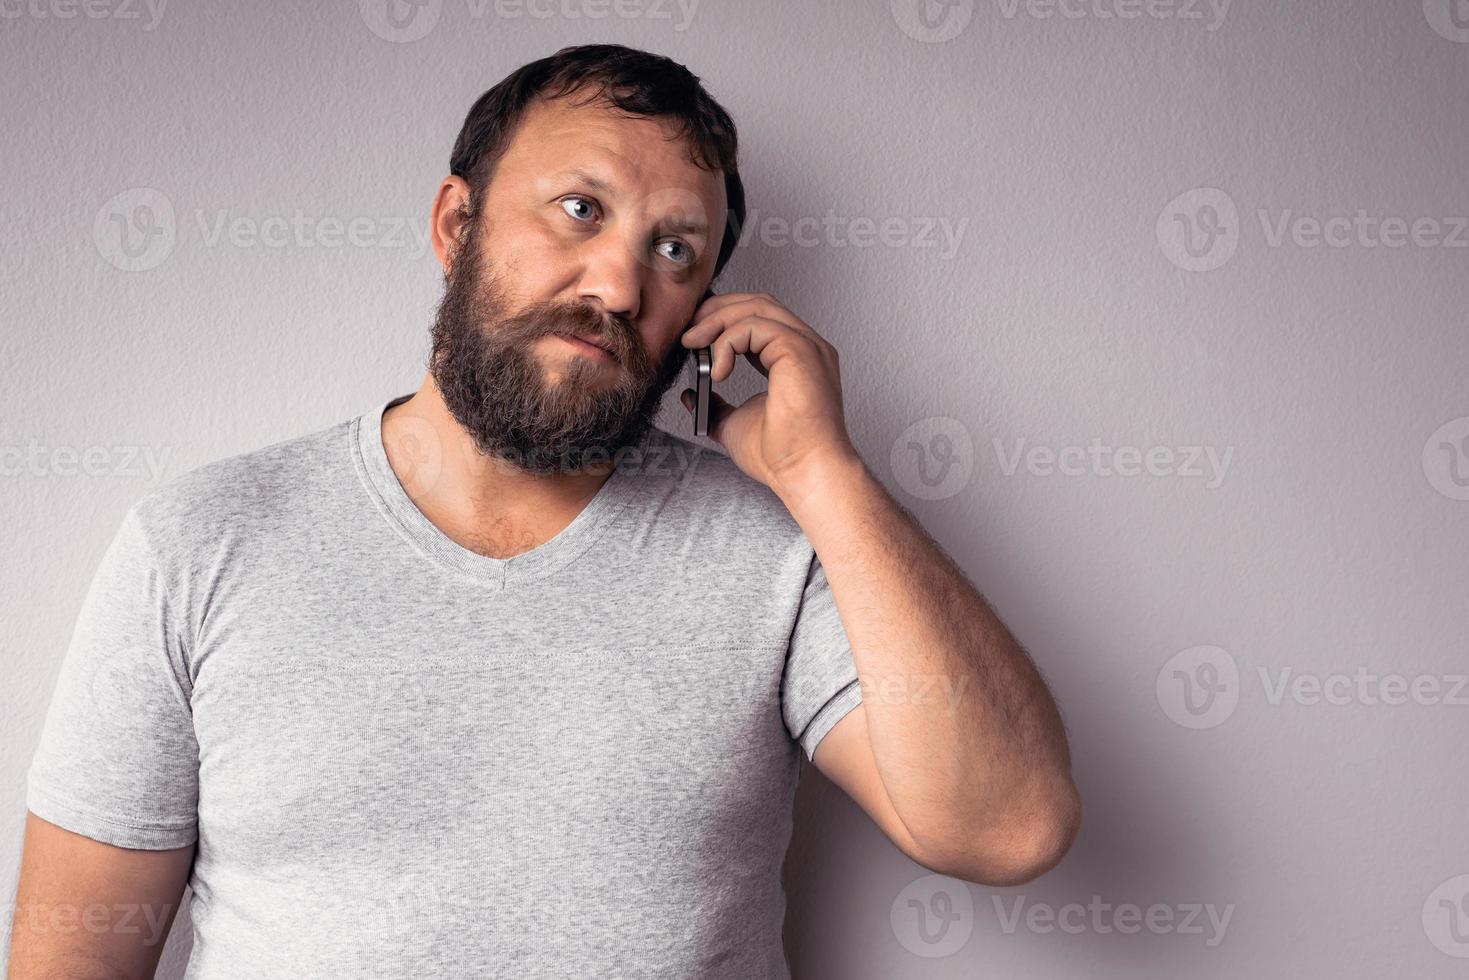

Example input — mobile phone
[687,286,715,437]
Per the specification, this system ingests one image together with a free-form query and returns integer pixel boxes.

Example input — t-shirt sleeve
[25,505,200,850]
[781,550,864,762]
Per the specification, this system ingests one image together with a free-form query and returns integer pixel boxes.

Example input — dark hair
[449,43,745,281]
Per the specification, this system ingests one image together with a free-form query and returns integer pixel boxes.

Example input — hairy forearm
[776,452,1080,875]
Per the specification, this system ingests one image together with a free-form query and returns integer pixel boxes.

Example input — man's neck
[380,375,619,560]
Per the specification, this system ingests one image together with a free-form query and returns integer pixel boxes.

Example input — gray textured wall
[5,1,1468,977]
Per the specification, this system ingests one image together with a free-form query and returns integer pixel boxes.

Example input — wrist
[772,446,870,516]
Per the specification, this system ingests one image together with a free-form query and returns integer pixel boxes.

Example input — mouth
[557,333,619,362]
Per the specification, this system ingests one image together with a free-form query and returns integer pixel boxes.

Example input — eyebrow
[554,168,710,236]
[557,168,615,194]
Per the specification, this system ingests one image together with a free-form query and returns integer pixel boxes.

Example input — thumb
[678,388,735,444]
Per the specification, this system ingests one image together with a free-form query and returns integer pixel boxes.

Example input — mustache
[506,300,637,359]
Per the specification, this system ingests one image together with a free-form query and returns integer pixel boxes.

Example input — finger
[683,290,754,337]
[742,349,769,378]
[677,387,734,435]
[682,293,815,347]
[704,389,738,444]
[704,314,817,384]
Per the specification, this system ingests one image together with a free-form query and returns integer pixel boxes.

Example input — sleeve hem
[797,677,864,762]
[26,777,197,850]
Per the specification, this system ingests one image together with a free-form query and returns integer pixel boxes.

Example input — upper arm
[814,700,1084,888]
[13,505,201,977]
[8,810,194,980]
[809,702,941,871]
[784,549,946,872]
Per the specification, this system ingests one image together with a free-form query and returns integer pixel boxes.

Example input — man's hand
[678,291,859,503]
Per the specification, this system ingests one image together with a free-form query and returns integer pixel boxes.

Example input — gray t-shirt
[25,393,864,979]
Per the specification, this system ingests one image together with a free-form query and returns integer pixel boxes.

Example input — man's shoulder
[128,414,355,553]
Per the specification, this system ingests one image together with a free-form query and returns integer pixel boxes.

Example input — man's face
[429,90,728,474]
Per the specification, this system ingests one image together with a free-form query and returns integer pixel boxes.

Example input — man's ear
[430,175,474,271]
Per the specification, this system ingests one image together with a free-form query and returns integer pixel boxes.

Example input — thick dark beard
[428,215,690,475]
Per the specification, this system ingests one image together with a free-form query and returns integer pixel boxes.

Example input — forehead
[494,91,728,226]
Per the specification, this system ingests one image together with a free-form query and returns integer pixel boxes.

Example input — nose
[575,235,643,322]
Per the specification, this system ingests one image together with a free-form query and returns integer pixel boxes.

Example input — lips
[566,333,617,357]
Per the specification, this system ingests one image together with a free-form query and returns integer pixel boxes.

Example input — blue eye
[657,240,695,267]
[561,197,596,222]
